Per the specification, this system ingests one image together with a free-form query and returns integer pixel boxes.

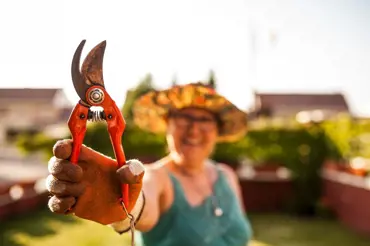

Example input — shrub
[16,114,370,216]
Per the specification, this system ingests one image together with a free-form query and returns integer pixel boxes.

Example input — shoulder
[215,162,246,211]
[216,163,239,184]
[143,158,169,174]
[142,158,171,186]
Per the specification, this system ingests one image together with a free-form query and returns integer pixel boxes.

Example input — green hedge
[16,114,370,216]
[17,123,167,161]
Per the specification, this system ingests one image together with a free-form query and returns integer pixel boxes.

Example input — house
[249,92,351,122]
[0,88,72,157]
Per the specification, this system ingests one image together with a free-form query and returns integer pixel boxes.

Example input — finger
[117,159,145,184]
[48,195,76,214]
[46,175,85,197]
[48,156,83,182]
[79,144,104,163]
[53,139,73,160]
[53,139,94,163]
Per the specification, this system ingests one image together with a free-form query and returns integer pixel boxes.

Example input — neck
[169,154,207,177]
[176,163,205,177]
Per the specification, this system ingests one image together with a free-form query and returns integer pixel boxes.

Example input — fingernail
[49,199,61,212]
[128,159,145,176]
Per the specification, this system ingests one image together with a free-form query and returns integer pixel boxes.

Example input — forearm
[109,169,161,233]
[133,186,160,232]
[108,190,146,233]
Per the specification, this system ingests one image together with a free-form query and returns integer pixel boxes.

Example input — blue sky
[1,0,370,116]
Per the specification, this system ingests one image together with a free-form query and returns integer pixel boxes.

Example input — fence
[237,164,294,212]
[322,162,370,237]
[0,178,48,221]
[1,160,370,238]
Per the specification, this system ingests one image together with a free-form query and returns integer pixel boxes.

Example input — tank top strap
[211,162,239,209]
[166,170,189,210]
[209,161,229,193]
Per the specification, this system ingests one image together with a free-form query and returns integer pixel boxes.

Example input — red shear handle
[106,103,129,209]
[67,104,89,164]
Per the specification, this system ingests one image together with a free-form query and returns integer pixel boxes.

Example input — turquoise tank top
[135,166,253,246]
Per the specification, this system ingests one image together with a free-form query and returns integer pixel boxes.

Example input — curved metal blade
[71,40,91,104]
[81,40,106,88]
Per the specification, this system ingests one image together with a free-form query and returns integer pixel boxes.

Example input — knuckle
[117,164,142,184]
[67,163,83,182]
[48,158,82,182]
[45,174,54,191]
[48,156,63,175]
[79,144,95,162]
[48,196,76,213]
[52,140,63,152]
[45,175,66,195]
[72,182,85,196]
[116,166,130,183]
[53,139,72,159]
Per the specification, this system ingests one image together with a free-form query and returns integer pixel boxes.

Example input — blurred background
[1,0,370,245]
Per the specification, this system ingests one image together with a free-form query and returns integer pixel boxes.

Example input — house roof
[58,107,73,121]
[0,88,61,101]
[255,93,349,111]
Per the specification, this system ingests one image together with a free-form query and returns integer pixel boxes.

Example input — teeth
[186,139,201,145]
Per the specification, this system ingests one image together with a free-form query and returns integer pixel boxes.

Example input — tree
[171,74,178,87]
[207,70,217,89]
[122,73,155,122]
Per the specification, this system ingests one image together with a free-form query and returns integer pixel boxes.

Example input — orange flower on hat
[139,93,153,104]
[157,92,170,106]
[194,96,206,105]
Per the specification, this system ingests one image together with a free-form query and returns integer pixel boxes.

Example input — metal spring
[87,108,106,122]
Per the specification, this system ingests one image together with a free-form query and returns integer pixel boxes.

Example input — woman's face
[166,107,219,164]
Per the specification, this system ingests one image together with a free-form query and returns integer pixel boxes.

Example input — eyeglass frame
[167,111,221,133]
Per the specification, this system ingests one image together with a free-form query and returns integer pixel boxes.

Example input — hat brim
[132,83,248,142]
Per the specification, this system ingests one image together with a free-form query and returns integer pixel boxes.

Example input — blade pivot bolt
[88,88,105,104]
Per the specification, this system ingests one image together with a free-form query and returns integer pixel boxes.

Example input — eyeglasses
[170,113,218,132]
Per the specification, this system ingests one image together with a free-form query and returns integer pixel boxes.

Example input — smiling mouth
[183,138,202,146]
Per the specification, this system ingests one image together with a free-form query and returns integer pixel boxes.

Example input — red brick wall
[322,168,370,237]
[0,180,48,221]
[240,178,293,212]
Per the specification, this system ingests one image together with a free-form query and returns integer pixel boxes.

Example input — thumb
[116,159,145,184]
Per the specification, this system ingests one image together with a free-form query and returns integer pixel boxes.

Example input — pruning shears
[67,40,129,208]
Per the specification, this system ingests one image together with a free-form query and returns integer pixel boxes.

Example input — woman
[46,82,253,246]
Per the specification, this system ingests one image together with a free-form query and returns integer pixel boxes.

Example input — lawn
[0,209,369,246]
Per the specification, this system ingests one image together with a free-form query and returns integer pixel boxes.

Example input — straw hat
[132,82,247,142]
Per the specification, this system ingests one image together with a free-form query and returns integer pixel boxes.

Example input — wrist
[108,190,145,234]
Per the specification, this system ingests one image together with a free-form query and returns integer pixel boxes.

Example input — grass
[248,213,370,246]
[0,209,130,246]
[0,209,369,246]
